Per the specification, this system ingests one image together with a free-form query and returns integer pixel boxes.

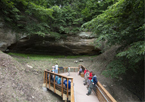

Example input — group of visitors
[78,66,98,95]
[47,64,71,89]
[47,65,98,93]
[79,67,98,96]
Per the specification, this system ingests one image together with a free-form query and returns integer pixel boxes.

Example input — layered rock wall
[0,21,101,55]
[9,32,101,55]
[0,22,17,51]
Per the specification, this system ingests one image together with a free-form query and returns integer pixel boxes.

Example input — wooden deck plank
[60,72,99,102]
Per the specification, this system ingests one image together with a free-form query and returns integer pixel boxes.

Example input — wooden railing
[44,67,78,102]
[96,82,116,102]
[44,65,116,102]
[79,64,86,72]
[80,65,117,102]
[61,67,79,73]
[71,82,75,102]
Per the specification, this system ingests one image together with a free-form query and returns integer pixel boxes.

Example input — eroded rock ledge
[0,28,101,55]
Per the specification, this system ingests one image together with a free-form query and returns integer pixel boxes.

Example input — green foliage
[102,59,126,78]
[9,52,90,60]
[0,0,54,37]
[83,0,144,78]
[0,0,114,38]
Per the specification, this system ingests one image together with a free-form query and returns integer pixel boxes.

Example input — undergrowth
[8,52,94,60]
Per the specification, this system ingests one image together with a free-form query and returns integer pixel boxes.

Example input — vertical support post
[49,73,51,89]
[44,71,46,83]
[71,78,74,102]
[58,68,59,74]
[46,72,48,87]
[54,74,55,92]
[71,78,73,84]
[61,77,63,98]
[67,78,68,99]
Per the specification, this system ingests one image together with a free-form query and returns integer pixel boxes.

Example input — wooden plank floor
[60,72,99,102]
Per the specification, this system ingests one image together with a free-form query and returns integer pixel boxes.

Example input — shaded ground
[0,49,143,102]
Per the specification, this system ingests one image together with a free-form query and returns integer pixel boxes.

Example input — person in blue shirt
[57,77,61,84]
[79,67,82,75]
[92,74,98,85]
[63,79,71,89]
[55,75,58,82]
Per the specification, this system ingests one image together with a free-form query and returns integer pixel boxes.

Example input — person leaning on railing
[86,79,93,96]
[57,76,61,84]
[78,67,82,75]
[84,68,87,75]
[63,78,71,89]
[87,71,93,88]
[86,74,98,96]
[84,70,89,85]
[92,74,98,86]
[55,75,58,83]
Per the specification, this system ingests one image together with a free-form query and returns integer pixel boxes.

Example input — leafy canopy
[0,0,114,38]
[83,0,144,78]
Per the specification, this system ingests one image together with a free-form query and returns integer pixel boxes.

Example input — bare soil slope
[0,51,63,102]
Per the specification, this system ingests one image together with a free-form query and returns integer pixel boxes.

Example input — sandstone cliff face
[9,32,101,55]
[0,22,17,51]
[0,22,101,55]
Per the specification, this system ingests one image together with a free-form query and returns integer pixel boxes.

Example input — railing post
[54,75,55,92]
[71,78,74,102]
[71,78,73,83]
[49,73,50,89]
[44,71,46,83]
[61,77,63,98]
[46,72,48,87]
[67,78,69,100]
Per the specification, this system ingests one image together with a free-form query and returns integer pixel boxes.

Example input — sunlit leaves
[83,0,144,78]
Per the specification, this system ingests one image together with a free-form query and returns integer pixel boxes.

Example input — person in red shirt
[87,71,93,88]
[84,68,87,75]
[89,71,93,80]
[84,70,89,85]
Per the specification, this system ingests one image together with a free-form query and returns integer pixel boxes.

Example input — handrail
[96,84,109,102]
[97,82,117,102]
[44,65,117,102]
[80,65,117,102]
[44,67,78,102]
[45,70,73,78]
[71,81,75,102]
[62,67,79,73]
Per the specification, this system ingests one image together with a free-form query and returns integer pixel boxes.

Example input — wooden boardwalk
[60,72,99,102]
